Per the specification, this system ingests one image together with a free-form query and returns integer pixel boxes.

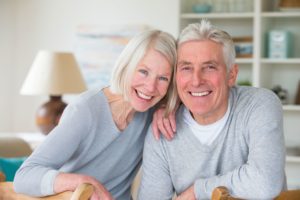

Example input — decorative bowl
[192,4,212,13]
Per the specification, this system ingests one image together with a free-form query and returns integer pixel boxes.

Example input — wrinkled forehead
[177,40,224,59]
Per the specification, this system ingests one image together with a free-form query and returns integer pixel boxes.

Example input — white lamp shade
[20,51,87,95]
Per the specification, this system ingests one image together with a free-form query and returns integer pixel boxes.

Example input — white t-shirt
[183,103,230,145]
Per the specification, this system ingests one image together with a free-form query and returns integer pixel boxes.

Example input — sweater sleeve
[138,127,175,200]
[14,101,92,197]
[194,91,286,199]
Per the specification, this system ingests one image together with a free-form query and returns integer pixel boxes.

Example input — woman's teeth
[137,91,152,100]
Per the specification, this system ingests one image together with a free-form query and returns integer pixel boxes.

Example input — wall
[0,0,179,133]
[0,0,16,132]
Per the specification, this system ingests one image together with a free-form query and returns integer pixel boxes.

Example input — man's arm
[138,127,175,200]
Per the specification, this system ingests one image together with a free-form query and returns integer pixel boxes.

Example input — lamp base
[36,95,67,135]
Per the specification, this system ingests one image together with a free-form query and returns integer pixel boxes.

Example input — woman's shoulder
[70,89,105,107]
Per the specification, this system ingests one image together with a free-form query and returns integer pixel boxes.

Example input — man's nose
[192,71,204,86]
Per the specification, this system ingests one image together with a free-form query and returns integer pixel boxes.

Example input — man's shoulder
[231,86,282,118]
[233,86,280,104]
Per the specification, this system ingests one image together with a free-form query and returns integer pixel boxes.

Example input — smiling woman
[13,29,177,200]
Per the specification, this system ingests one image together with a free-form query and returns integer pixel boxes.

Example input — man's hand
[152,107,176,140]
[175,185,196,200]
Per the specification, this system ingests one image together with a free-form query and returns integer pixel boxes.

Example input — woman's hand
[54,172,114,200]
[152,107,176,141]
[175,185,196,200]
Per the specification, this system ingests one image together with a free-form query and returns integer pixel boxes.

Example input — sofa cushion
[0,157,27,181]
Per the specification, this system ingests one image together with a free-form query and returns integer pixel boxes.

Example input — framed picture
[74,24,149,89]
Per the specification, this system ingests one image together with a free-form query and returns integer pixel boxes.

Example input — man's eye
[158,76,169,82]
[139,69,148,75]
[181,66,191,71]
[203,65,216,71]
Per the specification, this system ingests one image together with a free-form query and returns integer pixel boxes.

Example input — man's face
[176,40,238,125]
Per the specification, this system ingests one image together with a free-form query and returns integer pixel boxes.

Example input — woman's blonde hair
[110,30,177,106]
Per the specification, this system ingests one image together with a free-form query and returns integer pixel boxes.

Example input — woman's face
[129,48,172,112]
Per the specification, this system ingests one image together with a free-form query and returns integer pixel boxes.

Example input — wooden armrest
[0,182,94,200]
[212,186,300,200]
[211,186,242,200]
[0,171,6,182]
[71,183,94,200]
[275,189,300,200]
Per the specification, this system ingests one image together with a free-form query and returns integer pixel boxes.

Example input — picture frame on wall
[74,24,149,89]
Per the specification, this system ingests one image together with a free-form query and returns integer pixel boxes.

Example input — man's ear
[228,64,239,86]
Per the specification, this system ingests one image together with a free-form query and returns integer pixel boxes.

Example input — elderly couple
[14,20,286,200]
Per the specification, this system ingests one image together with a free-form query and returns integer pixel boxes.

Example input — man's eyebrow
[177,60,191,66]
[203,60,218,65]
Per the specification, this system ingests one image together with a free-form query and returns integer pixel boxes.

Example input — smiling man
[138,20,286,200]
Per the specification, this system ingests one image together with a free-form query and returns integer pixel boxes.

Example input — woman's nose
[145,77,157,92]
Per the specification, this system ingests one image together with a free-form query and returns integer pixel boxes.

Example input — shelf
[283,105,300,112]
[261,58,300,64]
[286,155,300,163]
[262,12,300,18]
[181,12,254,19]
[236,58,253,64]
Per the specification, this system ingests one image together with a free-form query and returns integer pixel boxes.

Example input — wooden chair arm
[211,186,241,200]
[0,182,94,200]
[275,189,300,200]
[71,183,94,200]
[0,171,6,182]
[212,186,300,200]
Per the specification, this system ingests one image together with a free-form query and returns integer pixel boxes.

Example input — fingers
[152,107,176,141]
[91,192,100,200]
[158,118,172,141]
[169,110,177,132]
[152,111,160,141]
[94,187,114,200]
[162,117,174,140]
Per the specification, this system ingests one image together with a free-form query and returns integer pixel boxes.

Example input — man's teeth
[137,91,152,100]
[191,91,210,97]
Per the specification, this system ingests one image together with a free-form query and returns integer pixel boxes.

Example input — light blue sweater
[138,86,286,200]
[14,89,152,199]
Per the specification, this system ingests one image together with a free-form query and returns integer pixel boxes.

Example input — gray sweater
[14,89,152,199]
[138,86,286,200]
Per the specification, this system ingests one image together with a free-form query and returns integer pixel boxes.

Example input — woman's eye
[158,76,169,82]
[138,69,148,75]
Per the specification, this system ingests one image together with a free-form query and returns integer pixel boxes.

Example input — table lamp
[20,51,87,135]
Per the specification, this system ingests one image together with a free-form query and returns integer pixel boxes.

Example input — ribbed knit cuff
[41,170,59,196]
[194,179,210,200]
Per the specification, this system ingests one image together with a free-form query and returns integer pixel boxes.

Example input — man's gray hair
[178,19,235,70]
